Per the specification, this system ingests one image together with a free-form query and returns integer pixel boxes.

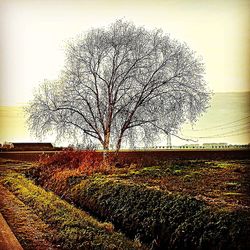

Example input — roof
[11,142,53,147]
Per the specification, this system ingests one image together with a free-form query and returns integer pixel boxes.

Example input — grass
[26,156,250,211]
[23,155,250,249]
[120,160,250,210]
[63,176,250,249]
[1,173,146,250]
[0,183,58,250]
[1,156,249,249]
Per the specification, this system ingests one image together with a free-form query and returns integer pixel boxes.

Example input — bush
[26,149,117,194]
[68,178,250,250]
[38,149,103,169]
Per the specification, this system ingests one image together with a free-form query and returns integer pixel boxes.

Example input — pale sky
[0,0,249,106]
[0,0,249,146]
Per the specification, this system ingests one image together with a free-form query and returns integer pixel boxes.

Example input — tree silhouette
[26,20,211,150]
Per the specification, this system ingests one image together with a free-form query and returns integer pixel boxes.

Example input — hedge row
[2,174,145,250]
[67,177,250,250]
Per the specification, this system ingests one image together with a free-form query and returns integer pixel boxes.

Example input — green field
[0,153,249,249]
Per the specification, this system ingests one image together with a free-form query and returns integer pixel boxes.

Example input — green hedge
[69,178,250,250]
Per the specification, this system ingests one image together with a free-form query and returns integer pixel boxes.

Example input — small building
[180,144,200,149]
[1,142,14,149]
[202,143,228,149]
[9,142,53,151]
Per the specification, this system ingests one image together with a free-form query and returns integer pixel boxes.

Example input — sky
[0,0,249,146]
[0,0,249,106]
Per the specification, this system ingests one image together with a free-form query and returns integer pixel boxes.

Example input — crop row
[65,177,250,249]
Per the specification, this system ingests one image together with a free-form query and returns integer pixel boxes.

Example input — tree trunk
[115,137,122,153]
[102,132,110,164]
[103,130,110,150]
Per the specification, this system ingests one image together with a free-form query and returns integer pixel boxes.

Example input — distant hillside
[0,106,28,143]
[178,92,250,145]
[0,92,250,146]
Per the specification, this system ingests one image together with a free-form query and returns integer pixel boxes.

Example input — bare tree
[26,20,211,151]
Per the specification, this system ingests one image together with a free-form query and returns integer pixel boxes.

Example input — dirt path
[0,184,60,250]
[0,212,23,250]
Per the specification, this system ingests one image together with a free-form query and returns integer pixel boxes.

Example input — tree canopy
[26,20,211,150]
